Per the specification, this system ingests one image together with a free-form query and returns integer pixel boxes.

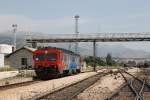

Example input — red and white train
[33,47,82,79]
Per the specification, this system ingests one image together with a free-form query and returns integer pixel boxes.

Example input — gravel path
[0,77,33,86]
[0,72,97,100]
[0,71,18,80]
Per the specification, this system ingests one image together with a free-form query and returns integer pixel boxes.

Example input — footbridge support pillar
[93,41,96,71]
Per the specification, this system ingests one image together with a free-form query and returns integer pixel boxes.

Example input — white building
[0,44,12,67]
[0,54,4,67]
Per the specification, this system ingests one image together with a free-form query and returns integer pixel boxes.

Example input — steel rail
[123,71,150,89]
[30,72,111,100]
[129,80,143,100]
[122,70,146,100]
[106,69,148,100]
[120,71,144,100]
[105,83,128,100]
[135,79,145,100]
[0,80,41,91]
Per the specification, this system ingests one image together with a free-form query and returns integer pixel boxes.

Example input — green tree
[84,56,106,67]
[84,56,94,66]
[106,53,113,66]
[143,60,150,68]
[96,57,106,66]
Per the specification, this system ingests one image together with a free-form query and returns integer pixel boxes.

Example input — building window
[21,58,27,65]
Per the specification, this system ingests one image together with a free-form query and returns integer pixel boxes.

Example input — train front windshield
[35,53,57,61]
[35,53,45,61]
[47,53,57,61]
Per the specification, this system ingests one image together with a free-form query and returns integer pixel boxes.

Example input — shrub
[17,70,36,77]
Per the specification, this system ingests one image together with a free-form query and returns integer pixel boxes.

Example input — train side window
[67,54,70,63]
[76,57,79,63]
[67,54,69,62]
[64,54,67,62]
[72,56,75,62]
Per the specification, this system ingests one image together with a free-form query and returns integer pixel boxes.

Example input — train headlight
[35,58,39,61]
[45,50,48,54]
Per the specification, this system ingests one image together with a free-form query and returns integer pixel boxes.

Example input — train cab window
[35,53,45,61]
[47,53,57,61]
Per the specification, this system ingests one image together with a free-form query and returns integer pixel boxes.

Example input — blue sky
[0,0,150,33]
[0,0,150,52]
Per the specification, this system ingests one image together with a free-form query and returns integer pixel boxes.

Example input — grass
[0,70,36,86]
[0,67,36,78]
[0,66,17,72]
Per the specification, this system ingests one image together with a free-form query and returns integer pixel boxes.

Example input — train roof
[37,46,80,56]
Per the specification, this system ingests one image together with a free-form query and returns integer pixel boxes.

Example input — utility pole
[74,15,80,53]
[12,24,17,51]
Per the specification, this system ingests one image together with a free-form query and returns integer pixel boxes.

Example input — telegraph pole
[12,24,17,51]
[74,15,80,53]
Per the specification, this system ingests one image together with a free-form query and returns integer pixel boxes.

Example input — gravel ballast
[74,68,141,100]
[0,72,97,100]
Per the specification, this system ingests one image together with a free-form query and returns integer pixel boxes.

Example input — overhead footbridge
[26,32,150,71]
[26,32,150,43]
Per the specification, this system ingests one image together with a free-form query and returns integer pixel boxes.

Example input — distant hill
[76,44,150,58]
[0,31,150,58]
[97,45,150,58]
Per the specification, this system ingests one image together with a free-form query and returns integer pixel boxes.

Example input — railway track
[0,69,98,91]
[0,70,94,91]
[106,69,150,100]
[0,80,42,91]
[30,71,112,100]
